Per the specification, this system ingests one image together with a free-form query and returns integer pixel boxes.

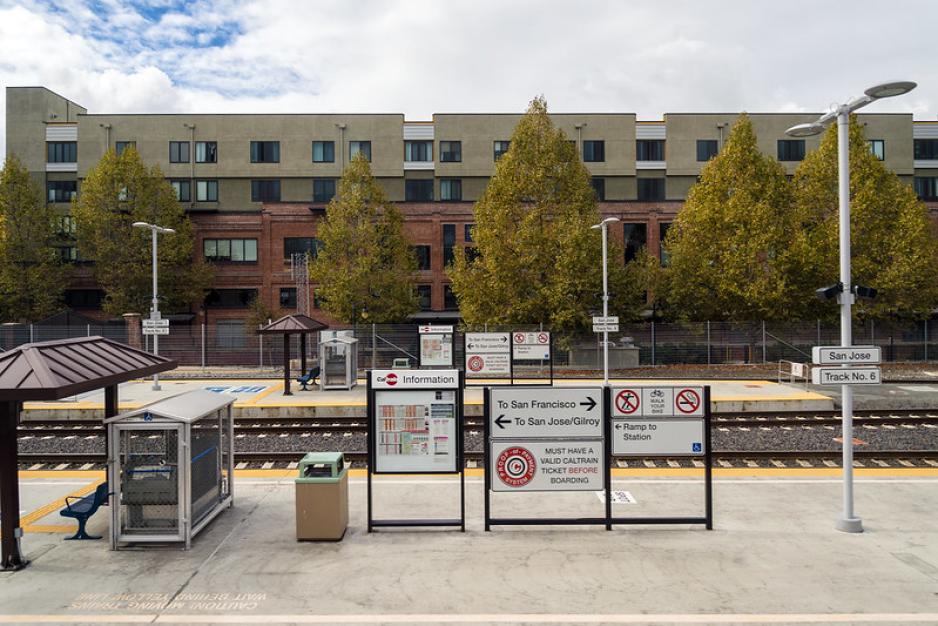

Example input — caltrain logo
[496,446,536,487]
[384,373,398,386]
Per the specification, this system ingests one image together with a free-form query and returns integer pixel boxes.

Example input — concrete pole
[836,110,862,534]
[601,220,610,385]
[150,228,161,391]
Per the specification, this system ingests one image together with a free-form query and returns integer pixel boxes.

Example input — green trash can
[295,452,348,541]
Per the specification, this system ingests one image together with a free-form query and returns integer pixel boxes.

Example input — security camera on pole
[786,81,916,533]
[133,221,175,391]
[590,216,620,385]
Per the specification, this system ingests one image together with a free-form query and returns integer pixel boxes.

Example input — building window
[583,140,605,162]
[868,139,885,161]
[47,142,77,163]
[591,177,605,201]
[284,237,322,260]
[170,179,191,202]
[196,180,218,202]
[914,177,938,201]
[636,139,665,161]
[439,141,461,162]
[56,246,79,263]
[115,141,135,156]
[637,178,665,201]
[405,179,434,202]
[914,139,938,160]
[416,285,432,311]
[405,140,432,162]
[349,141,371,161]
[215,320,247,348]
[440,178,462,201]
[251,179,281,202]
[203,238,258,263]
[443,224,456,267]
[250,141,280,163]
[443,284,458,310]
[313,179,336,203]
[64,289,104,309]
[464,224,474,242]
[47,180,77,203]
[56,215,76,236]
[659,222,672,266]
[169,141,190,163]
[313,141,335,163]
[280,288,297,309]
[494,140,510,161]
[195,141,217,163]
[697,140,719,162]
[623,223,647,263]
[777,139,806,161]
[415,245,431,271]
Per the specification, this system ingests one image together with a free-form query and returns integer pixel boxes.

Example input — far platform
[20,377,834,420]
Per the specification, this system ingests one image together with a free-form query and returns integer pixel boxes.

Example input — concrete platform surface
[21,377,833,420]
[2,470,938,625]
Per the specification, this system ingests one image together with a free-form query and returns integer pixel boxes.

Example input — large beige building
[6,86,938,328]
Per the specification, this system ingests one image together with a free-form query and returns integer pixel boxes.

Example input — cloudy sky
[2,0,936,154]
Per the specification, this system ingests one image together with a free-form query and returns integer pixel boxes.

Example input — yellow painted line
[23,524,74,534]
[20,479,102,527]
[20,470,106,479]
[238,382,285,406]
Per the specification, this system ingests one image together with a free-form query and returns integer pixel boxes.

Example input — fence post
[651,321,656,366]
[86,324,91,337]
[29,324,34,343]
[706,321,711,366]
[761,320,767,364]
[259,332,263,369]
[925,319,929,362]
[816,319,821,347]
[871,319,875,344]
[201,323,206,368]
[372,323,377,370]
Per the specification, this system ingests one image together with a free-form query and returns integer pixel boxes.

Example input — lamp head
[786,122,825,137]
[865,81,916,99]
[132,221,150,229]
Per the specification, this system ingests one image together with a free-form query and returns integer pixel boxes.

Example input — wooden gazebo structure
[257,314,329,396]
[0,336,175,571]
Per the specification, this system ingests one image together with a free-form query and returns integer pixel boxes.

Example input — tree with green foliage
[449,96,642,331]
[0,155,66,322]
[664,113,812,321]
[793,115,938,321]
[245,293,283,330]
[309,153,418,323]
[72,148,213,316]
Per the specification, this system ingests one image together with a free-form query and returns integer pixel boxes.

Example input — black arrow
[501,336,508,342]
[495,414,510,429]
[580,396,597,411]
[467,343,475,349]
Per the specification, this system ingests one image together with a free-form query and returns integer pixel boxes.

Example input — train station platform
[1,469,937,624]
[21,377,834,420]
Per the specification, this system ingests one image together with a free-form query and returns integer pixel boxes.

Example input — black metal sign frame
[367,370,466,532]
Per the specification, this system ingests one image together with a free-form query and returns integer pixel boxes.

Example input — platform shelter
[257,314,329,396]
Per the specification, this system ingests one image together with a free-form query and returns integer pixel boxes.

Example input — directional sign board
[465,332,511,377]
[142,319,169,328]
[812,346,881,365]
[611,385,705,418]
[811,366,881,385]
[611,419,705,456]
[142,327,170,335]
[593,323,619,333]
[512,331,551,360]
[488,387,602,439]
[592,316,619,325]
[490,439,604,492]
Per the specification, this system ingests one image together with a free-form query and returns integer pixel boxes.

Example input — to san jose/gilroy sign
[488,387,602,439]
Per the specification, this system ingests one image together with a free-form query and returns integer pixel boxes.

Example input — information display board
[465,332,511,378]
[373,389,458,473]
[419,325,454,368]
[367,369,465,531]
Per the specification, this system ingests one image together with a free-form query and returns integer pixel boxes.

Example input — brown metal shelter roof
[257,314,329,335]
[0,336,176,402]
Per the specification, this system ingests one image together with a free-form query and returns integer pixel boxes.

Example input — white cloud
[2,0,937,156]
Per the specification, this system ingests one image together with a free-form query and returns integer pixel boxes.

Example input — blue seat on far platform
[59,482,110,540]
[296,365,321,390]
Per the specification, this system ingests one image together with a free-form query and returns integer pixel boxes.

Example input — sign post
[367,369,465,531]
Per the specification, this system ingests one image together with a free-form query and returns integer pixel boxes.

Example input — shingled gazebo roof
[0,336,176,402]
[257,314,329,335]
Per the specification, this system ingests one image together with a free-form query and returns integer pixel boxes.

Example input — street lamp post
[786,81,916,533]
[591,216,620,385]
[132,221,176,391]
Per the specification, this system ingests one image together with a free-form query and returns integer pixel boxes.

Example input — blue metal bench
[296,365,320,391]
[59,482,110,540]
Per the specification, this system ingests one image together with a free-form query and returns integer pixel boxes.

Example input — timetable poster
[420,334,453,367]
[374,389,458,473]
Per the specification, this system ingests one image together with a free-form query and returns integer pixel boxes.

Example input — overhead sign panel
[610,386,705,418]
[812,346,881,365]
[512,331,551,360]
[490,439,604,492]
[488,387,603,439]
[811,366,881,385]
[611,419,705,456]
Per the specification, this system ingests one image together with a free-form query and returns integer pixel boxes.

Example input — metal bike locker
[106,390,235,550]
[319,332,358,390]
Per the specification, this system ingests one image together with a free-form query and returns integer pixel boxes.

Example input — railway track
[17,411,938,437]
